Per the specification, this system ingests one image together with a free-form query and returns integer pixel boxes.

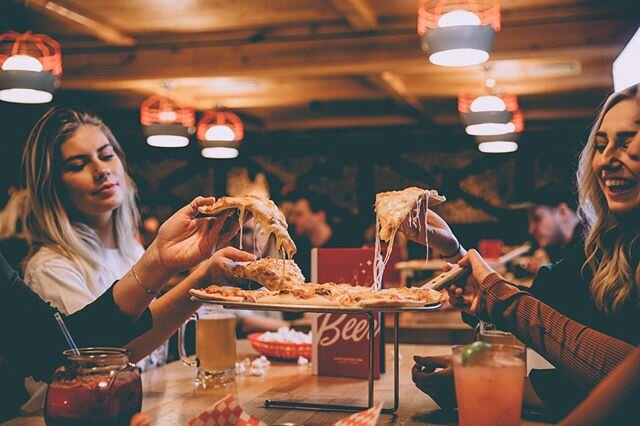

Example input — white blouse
[22,243,168,414]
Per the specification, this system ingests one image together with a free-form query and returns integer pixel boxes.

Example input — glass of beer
[178,306,237,387]
[452,344,526,426]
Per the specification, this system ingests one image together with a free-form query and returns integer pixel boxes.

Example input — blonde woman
[20,107,162,411]
[404,84,639,416]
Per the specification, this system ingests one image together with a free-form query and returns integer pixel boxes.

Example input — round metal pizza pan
[189,297,442,313]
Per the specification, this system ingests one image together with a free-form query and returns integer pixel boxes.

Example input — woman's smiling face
[592,99,640,214]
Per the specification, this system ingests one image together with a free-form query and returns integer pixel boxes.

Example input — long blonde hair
[22,107,141,285]
[577,84,640,314]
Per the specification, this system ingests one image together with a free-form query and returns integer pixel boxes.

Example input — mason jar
[44,347,142,426]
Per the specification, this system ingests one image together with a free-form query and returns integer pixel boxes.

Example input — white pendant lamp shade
[475,132,520,153]
[470,95,506,112]
[197,110,244,159]
[140,95,195,148]
[477,140,518,153]
[465,119,514,136]
[204,125,236,141]
[418,1,501,67]
[0,32,61,104]
[201,147,239,159]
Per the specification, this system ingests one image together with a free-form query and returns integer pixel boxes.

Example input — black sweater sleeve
[0,252,153,382]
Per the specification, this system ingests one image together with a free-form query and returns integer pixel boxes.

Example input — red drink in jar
[45,348,142,426]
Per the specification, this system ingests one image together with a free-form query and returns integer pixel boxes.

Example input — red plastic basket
[247,332,312,361]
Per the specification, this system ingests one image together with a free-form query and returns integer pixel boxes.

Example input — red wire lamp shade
[418,0,500,67]
[140,95,195,148]
[0,31,62,104]
[196,110,244,159]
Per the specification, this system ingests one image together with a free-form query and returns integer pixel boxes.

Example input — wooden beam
[327,0,378,30]
[367,72,431,123]
[59,19,633,84]
[265,115,415,130]
[432,107,599,126]
[26,0,135,46]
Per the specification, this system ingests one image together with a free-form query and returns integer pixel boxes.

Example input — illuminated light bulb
[201,147,239,159]
[478,141,518,153]
[2,55,43,72]
[204,125,235,141]
[437,10,481,28]
[158,111,177,121]
[470,95,506,112]
[146,135,189,148]
[465,122,513,136]
[429,48,489,67]
[0,88,52,104]
[485,78,496,88]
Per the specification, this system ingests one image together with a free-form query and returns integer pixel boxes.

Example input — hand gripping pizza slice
[373,187,445,290]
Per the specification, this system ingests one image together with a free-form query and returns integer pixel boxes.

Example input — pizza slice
[373,187,446,290]
[198,195,297,259]
[228,257,305,291]
[375,187,446,242]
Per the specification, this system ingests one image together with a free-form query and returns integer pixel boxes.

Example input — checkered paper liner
[333,402,383,426]
[189,395,382,426]
[188,395,267,426]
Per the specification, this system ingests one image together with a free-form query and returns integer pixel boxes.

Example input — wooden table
[6,341,552,425]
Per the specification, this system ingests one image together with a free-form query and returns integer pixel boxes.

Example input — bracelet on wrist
[132,264,159,298]
[440,241,461,259]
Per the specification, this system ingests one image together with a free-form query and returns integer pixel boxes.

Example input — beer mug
[178,306,237,386]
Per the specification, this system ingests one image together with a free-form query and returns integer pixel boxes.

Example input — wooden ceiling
[10,0,640,132]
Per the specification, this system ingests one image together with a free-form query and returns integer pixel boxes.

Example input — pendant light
[459,93,517,136]
[196,110,244,159]
[475,108,524,153]
[418,0,501,67]
[140,95,195,147]
[0,31,62,104]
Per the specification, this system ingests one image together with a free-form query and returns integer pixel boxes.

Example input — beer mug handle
[178,313,199,368]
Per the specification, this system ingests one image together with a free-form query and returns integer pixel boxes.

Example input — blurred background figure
[287,190,360,280]
[0,188,29,272]
[525,184,583,273]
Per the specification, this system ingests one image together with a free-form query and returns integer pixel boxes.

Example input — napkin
[333,402,383,426]
[188,395,267,426]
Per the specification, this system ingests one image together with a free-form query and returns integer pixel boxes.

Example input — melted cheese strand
[373,214,382,291]
[424,190,430,262]
[238,206,245,250]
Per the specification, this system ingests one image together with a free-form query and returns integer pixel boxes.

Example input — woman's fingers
[413,355,451,369]
[183,196,216,219]
[218,247,256,262]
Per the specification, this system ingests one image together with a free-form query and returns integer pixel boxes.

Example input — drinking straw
[54,312,80,355]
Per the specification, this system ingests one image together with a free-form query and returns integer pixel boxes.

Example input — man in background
[525,184,583,273]
[287,191,359,280]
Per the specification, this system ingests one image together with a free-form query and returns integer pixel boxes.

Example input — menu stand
[191,299,441,414]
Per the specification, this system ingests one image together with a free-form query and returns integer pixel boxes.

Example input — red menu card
[311,248,385,379]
